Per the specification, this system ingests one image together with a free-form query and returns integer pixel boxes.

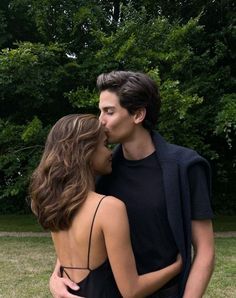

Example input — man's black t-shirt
[97,150,179,291]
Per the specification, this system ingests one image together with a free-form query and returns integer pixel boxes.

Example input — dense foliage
[0,0,235,214]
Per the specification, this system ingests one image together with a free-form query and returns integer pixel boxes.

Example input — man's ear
[133,108,146,124]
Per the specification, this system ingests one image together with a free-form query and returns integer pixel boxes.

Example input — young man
[50,71,214,298]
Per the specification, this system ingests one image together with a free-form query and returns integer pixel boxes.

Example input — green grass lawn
[212,215,236,232]
[0,213,235,232]
[0,237,54,298]
[205,238,236,298]
[0,214,44,232]
[0,237,235,297]
[0,214,235,297]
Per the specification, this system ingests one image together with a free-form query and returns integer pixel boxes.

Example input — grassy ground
[0,213,236,232]
[0,214,43,232]
[205,238,236,298]
[0,214,235,297]
[0,236,235,297]
[0,237,54,298]
[212,215,236,232]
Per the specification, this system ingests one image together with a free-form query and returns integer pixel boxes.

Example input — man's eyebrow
[101,106,115,110]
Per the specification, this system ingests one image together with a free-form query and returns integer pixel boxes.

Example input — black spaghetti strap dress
[60,196,122,297]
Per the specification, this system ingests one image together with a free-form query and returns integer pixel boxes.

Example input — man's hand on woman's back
[49,271,82,298]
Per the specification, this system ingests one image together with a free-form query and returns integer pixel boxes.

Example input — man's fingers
[61,278,85,298]
[62,277,80,291]
[49,276,81,298]
[64,293,84,298]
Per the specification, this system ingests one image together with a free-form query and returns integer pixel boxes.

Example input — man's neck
[122,128,155,160]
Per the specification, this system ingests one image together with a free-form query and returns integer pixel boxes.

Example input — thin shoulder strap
[87,195,106,269]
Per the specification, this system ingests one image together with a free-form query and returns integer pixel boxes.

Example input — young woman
[30,114,182,298]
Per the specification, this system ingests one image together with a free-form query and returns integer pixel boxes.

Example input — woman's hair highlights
[30,114,103,231]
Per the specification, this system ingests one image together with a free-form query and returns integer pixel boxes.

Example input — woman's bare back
[51,192,108,283]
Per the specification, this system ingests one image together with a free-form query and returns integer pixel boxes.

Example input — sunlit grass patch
[0,237,54,298]
[0,236,235,297]
[204,238,236,298]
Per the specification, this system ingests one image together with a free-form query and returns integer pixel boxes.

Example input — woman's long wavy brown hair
[30,114,103,231]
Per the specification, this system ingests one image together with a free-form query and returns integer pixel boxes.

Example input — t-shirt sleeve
[189,163,214,220]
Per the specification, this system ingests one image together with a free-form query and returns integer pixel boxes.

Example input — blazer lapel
[152,131,186,255]
[161,161,186,255]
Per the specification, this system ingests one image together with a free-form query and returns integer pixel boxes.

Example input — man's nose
[99,113,106,125]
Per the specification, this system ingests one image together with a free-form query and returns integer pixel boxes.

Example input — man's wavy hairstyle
[30,114,103,232]
[97,71,161,130]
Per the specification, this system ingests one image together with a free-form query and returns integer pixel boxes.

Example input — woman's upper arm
[100,197,138,296]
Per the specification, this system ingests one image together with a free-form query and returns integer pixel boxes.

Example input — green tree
[0,0,39,48]
[0,42,77,123]
[0,0,235,214]
[0,42,79,213]
[0,118,48,213]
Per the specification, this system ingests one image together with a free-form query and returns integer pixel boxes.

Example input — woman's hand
[175,253,183,273]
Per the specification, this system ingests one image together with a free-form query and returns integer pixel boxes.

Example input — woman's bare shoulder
[97,195,127,221]
[101,195,125,209]
[98,196,128,233]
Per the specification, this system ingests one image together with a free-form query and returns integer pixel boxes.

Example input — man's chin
[106,133,121,145]
[107,136,116,143]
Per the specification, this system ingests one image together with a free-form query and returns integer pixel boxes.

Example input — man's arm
[49,259,80,298]
[183,220,215,298]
